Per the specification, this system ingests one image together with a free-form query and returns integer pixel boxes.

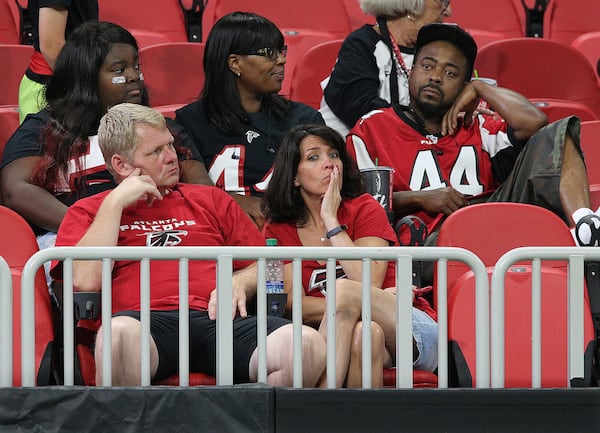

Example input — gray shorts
[488,116,582,224]
[412,307,438,372]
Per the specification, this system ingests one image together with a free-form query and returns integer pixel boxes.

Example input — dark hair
[202,11,289,135]
[263,124,364,225]
[33,21,148,194]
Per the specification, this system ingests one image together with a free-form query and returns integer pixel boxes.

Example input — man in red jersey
[52,103,326,386]
[348,23,598,249]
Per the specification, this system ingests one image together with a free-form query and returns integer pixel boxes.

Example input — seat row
[1,201,597,389]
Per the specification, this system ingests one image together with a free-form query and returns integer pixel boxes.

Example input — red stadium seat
[546,0,600,45]
[449,0,526,40]
[437,203,595,387]
[436,202,574,293]
[139,42,205,108]
[342,0,374,30]
[98,0,189,45]
[0,0,21,43]
[0,44,34,106]
[201,0,352,42]
[0,106,20,159]
[474,37,600,120]
[280,30,340,97]
[288,39,343,109]
[571,32,600,85]
[0,205,56,386]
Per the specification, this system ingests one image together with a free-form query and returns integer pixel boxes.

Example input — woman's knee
[351,321,385,356]
[334,279,361,316]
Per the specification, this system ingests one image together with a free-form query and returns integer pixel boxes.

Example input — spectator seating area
[5,201,597,390]
[0,0,599,379]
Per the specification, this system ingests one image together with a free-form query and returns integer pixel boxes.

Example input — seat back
[437,202,574,290]
[0,0,21,43]
[546,0,600,45]
[0,44,33,106]
[450,0,525,39]
[280,30,340,97]
[201,0,352,42]
[0,205,55,386]
[448,266,596,388]
[474,37,600,119]
[139,42,205,108]
[571,32,600,85]
[0,106,20,159]
[437,203,594,387]
[580,120,600,186]
[288,39,343,109]
[98,0,188,44]
[342,0,374,30]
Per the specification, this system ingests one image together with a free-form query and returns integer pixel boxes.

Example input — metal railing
[16,246,490,388]
[0,257,12,387]
[491,247,600,388]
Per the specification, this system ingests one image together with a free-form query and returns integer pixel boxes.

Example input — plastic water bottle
[265,238,284,294]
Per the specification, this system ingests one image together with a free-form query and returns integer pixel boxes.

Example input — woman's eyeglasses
[244,45,288,61]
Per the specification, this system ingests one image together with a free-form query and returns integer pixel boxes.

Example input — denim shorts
[412,307,438,372]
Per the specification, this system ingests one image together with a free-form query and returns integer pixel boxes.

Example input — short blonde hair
[359,0,425,18]
[98,103,167,176]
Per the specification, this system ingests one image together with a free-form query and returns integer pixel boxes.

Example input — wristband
[324,224,348,240]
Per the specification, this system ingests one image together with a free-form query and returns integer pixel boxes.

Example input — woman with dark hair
[175,12,324,229]
[1,21,210,257]
[262,124,438,387]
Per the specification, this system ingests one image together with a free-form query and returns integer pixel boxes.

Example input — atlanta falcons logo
[246,130,260,143]
[142,230,188,246]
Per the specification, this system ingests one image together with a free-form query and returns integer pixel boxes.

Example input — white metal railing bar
[361,258,372,388]
[19,246,487,389]
[256,258,267,384]
[396,255,413,388]
[0,257,12,387]
[292,258,304,387]
[178,259,190,386]
[490,247,600,388]
[325,258,337,389]
[436,259,449,388]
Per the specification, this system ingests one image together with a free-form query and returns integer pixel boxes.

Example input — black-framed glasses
[244,45,288,61]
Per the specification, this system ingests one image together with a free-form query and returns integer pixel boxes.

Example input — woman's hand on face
[320,165,342,224]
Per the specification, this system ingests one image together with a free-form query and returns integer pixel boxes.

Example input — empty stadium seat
[436,203,595,387]
[0,106,20,158]
[0,205,56,386]
[0,44,33,106]
[474,37,600,121]
[571,32,600,85]
[342,0,374,30]
[546,0,600,45]
[139,42,205,108]
[450,0,526,41]
[288,39,343,109]
[0,0,21,44]
[98,0,189,46]
[201,0,352,41]
[280,30,340,97]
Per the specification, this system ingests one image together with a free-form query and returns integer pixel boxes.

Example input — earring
[236,71,241,77]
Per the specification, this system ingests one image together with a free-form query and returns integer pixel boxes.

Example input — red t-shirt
[263,194,436,319]
[52,184,265,312]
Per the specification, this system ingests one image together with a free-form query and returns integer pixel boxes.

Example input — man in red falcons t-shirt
[52,103,326,386]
